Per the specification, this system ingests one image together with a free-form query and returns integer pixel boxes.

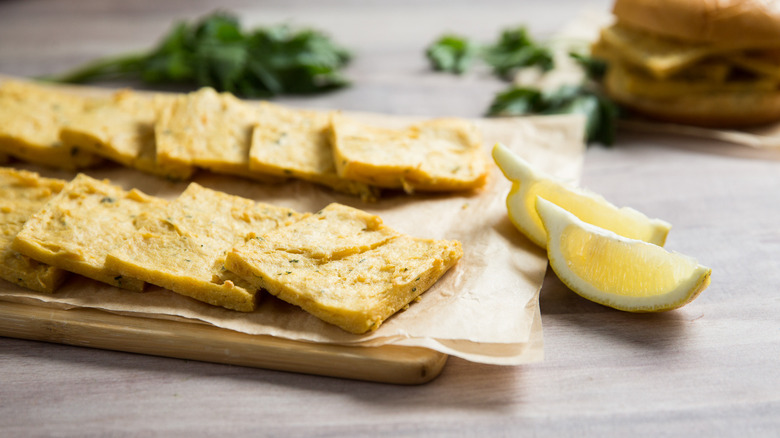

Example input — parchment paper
[0,83,586,365]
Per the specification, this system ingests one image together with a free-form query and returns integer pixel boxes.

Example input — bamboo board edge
[0,300,448,385]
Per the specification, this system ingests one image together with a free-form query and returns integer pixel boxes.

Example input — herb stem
[38,52,147,83]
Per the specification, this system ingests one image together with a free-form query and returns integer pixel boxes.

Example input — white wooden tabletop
[1,1,778,436]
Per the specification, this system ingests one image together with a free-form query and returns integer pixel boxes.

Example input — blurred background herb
[487,81,618,145]
[482,27,554,79]
[41,12,352,98]
[426,27,618,145]
[425,35,479,75]
[425,26,553,78]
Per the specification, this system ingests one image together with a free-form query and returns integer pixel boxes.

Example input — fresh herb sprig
[41,12,352,98]
[425,26,553,77]
[426,26,618,145]
[487,81,618,145]
[486,53,618,145]
[425,35,479,75]
[482,27,554,79]
[570,52,608,82]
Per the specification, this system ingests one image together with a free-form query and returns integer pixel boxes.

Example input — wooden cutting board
[0,300,448,384]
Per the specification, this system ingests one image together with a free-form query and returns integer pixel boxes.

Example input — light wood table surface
[1,1,778,436]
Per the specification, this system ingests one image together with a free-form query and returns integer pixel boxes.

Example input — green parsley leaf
[41,11,351,98]
[425,25,619,145]
[482,27,554,79]
[486,87,543,116]
[425,26,553,78]
[425,34,479,74]
[569,52,608,81]
[487,84,619,145]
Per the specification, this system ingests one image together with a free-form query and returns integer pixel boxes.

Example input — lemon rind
[537,197,711,312]
[492,143,671,249]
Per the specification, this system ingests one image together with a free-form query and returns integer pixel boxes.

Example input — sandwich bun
[596,0,780,127]
[605,67,780,128]
[613,0,780,45]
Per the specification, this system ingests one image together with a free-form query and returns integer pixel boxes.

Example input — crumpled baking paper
[0,82,586,365]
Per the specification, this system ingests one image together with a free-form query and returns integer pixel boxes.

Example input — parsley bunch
[482,27,554,79]
[426,26,553,78]
[42,12,352,98]
[426,28,618,145]
[425,35,479,75]
[487,54,618,145]
[488,81,618,146]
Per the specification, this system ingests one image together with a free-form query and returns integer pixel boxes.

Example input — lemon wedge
[537,197,711,312]
[492,143,671,248]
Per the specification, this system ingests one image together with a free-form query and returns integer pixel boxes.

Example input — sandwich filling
[592,21,780,102]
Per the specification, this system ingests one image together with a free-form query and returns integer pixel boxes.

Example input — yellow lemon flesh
[537,198,711,312]
[492,143,671,249]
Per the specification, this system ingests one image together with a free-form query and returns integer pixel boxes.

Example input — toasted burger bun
[597,0,780,127]
[605,67,780,128]
[613,0,780,46]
